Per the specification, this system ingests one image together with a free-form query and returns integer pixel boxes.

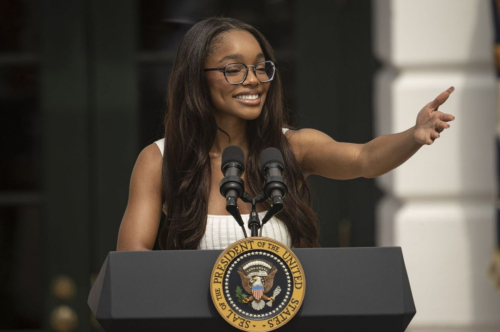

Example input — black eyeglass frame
[204,60,277,85]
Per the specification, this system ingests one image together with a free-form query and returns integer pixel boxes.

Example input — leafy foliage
[235,285,248,303]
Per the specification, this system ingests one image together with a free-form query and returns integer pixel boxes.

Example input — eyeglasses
[204,60,277,85]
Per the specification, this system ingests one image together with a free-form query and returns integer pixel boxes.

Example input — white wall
[373,0,500,330]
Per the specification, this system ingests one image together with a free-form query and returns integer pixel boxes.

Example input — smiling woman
[117,17,319,251]
[116,16,455,252]
[204,30,271,121]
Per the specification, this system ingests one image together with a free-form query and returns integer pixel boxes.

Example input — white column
[373,1,500,330]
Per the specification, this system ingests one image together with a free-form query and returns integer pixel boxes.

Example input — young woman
[116,17,455,251]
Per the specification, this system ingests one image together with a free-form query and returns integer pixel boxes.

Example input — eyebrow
[218,52,265,63]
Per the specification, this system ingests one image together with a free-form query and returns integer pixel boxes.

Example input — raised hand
[414,87,456,145]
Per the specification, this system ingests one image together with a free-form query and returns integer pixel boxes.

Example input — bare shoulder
[129,143,162,191]
[138,143,163,167]
[133,143,163,186]
[285,128,332,143]
[285,128,365,179]
[117,143,163,251]
[284,128,336,165]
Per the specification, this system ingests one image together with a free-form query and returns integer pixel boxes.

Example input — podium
[88,247,415,331]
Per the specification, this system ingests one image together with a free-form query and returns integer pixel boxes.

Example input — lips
[234,94,260,100]
[232,90,263,106]
[233,93,262,105]
[233,90,261,95]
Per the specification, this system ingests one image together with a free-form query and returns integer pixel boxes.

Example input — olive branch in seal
[235,286,248,303]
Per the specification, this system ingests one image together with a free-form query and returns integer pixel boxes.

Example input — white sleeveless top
[154,128,292,249]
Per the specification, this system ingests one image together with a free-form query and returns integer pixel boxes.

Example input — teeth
[235,94,259,100]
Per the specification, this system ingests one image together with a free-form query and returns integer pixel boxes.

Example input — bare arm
[357,127,422,178]
[116,144,163,251]
[290,87,455,179]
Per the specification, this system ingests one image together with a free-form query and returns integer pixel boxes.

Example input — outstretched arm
[289,87,455,179]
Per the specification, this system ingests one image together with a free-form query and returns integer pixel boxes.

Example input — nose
[242,66,259,86]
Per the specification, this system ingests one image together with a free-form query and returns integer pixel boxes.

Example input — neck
[210,113,249,157]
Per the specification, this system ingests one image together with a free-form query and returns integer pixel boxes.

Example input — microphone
[219,146,247,236]
[260,148,288,228]
[260,147,288,202]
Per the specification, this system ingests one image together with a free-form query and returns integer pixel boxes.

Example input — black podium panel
[88,247,415,331]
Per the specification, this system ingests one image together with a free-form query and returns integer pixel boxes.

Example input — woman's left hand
[413,86,456,145]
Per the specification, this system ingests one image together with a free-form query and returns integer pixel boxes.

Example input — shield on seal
[252,285,264,301]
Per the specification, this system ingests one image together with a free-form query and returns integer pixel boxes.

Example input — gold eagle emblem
[237,259,279,310]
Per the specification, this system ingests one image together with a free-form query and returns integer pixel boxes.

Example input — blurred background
[0,0,498,331]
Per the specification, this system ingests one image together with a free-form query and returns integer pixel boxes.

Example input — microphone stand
[240,192,264,237]
[231,190,283,238]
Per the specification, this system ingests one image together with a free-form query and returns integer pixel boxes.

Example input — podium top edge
[107,246,402,254]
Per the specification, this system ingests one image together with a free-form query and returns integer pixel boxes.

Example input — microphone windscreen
[260,147,284,170]
[221,146,245,171]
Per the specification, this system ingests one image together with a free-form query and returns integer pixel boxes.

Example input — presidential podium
[88,247,415,331]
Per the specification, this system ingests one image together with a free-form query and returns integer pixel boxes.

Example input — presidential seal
[210,237,305,331]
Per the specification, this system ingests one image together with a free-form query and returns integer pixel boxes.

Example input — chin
[237,104,266,121]
[239,108,263,121]
[233,98,266,120]
[214,104,264,121]
[213,107,262,122]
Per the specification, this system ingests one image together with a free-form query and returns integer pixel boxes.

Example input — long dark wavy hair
[159,17,319,250]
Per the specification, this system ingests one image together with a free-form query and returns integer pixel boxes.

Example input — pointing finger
[428,86,455,110]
